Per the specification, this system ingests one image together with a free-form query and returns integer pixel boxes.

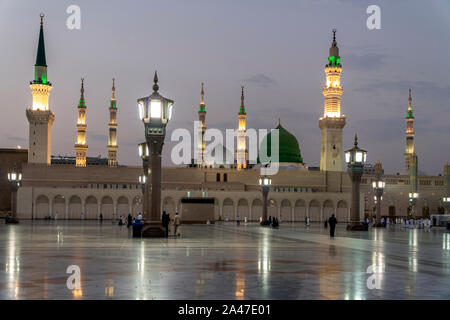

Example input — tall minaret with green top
[26,14,55,164]
[404,89,415,171]
[237,86,248,169]
[319,29,346,172]
[75,78,88,167]
[107,78,118,166]
[197,83,206,167]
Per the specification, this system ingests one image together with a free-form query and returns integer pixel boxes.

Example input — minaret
[319,29,346,172]
[26,14,55,164]
[197,83,206,167]
[404,89,415,171]
[237,86,248,169]
[75,78,88,167]
[107,78,118,166]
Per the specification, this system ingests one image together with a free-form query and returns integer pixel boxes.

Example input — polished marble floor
[0,220,449,300]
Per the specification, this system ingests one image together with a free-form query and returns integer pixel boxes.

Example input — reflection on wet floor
[0,221,449,300]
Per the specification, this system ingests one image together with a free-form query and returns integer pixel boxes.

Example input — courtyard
[0,221,449,300]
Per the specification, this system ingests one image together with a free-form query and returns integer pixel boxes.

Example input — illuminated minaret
[404,89,415,171]
[107,78,118,166]
[197,83,206,167]
[26,14,55,164]
[319,29,346,172]
[237,86,248,170]
[75,78,88,167]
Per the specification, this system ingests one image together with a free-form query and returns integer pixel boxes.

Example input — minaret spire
[319,29,346,172]
[237,86,248,169]
[404,89,415,171]
[108,78,118,166]
[197,83,207,167]
[75,78,88,167]
[27,13,54,164]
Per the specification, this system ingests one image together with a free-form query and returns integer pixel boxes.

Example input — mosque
[9,17,450,222]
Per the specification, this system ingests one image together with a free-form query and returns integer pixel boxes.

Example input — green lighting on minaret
[327,29,341,67]
[110,78,117,109]
[199,83,206,112]
[34,14,48,84]
[78,78,86,108]
[239,86,246,114]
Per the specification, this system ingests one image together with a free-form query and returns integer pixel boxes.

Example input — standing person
[324,218,328,229]
[127,213,133,228]
[174,212,181,236]
[328,214,338,237]
[306,216,310,227]
[305,216,308,226]
[99,213,103,223]
[161,211,169,237]
[236,215,241,226]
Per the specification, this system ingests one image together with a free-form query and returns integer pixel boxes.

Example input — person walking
[328,214,338,237]
[174,212,181,236]
[161,211,169,237]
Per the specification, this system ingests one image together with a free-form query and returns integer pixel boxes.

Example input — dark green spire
[35,14,47,67]
[33,14,49,85]
[110,78,117,109]
[239,86,246,115]
[78,78,86,108]
[199,83,206,112]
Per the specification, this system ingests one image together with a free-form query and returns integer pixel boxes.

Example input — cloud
[6,134,26,143]
[344,53,391,71]
[243,74,277,88]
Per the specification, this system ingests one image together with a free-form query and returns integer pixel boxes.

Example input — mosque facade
[14,17,450,222]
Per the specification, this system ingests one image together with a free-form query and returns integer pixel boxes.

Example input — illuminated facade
[26,15,54,164]
[75,78,88,167]
[197,83,207,167]
[319,29,346,172]
[107,79,118,166]
[404,89,415,171]
[237,86,248,169]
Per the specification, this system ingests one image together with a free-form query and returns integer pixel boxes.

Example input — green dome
[258,124,304,164]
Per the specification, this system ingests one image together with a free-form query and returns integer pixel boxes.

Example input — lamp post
[345,134,367,231]
[408,192,419,218]
[440,197,450,214]
[259,175,272,225]
[138,142,150,218]
[372,160,385,227]
[7,165,22,224]
[138,72,174,237]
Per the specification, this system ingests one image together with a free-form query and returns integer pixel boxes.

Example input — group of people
[305,215,338,237]
[261,216,279,228]
[161,211,181,237]
[118,213,142,227]
[402,217,432,229]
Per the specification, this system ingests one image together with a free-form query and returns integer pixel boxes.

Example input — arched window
[224,173,228,182]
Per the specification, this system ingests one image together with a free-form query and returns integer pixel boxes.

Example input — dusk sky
[0,0,449,175]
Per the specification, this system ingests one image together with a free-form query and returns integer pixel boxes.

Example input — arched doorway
[132,196,143,217]
[237,199,249,221]
[52,195,65,219]
[222,198,234,221]
[294,199,306,222]
[36,195,50,219]
[268,199,278,219]
[163,197,176,215]
[336,200,349,222]
[68,196,82,219]
[323,200,334,221]
[101,196,114,220]
[422,206,430,218]
[280,199,291,222]
[251,199,263,222]
[309,199,320,222]
[85,196,98,220]
[117,196,129,217]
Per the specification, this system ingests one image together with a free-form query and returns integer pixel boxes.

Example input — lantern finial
[354,134,358,147]
[153,71,159,92]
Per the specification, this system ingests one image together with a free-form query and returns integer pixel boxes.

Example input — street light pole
[259,175,271,225]
[6,164,22,224]
[345,134,367,231]
[137,72,174,238]
[372,160,385,227]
